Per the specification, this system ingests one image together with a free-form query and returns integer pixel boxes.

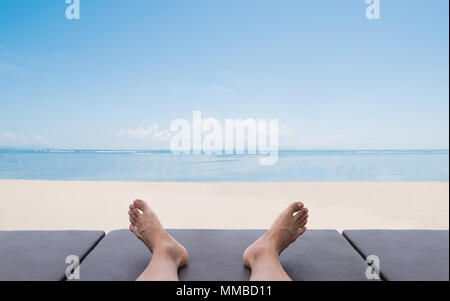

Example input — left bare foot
[128,199,188,268]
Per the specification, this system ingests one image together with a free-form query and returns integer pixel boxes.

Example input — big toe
[134,199,149,212]
[288,202,303,214]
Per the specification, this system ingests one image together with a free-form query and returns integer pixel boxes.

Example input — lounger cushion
[343,230,449,281]
[0,231,105,281]
[74,229,371,281]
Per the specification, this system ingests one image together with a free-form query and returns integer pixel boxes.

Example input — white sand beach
[0,180,448,232]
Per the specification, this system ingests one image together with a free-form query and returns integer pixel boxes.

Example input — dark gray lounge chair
[0,231,105,281]
[343,230,449,281]
[73,229,371,281]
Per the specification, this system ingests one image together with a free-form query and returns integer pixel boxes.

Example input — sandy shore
[0,180,448,232]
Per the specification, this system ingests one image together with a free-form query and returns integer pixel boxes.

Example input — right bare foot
[128,199,188,268]
[243,202,308,268]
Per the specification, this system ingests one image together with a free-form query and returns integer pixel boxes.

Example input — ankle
[243,243,278,268]
[153,240,187,266]
[153,241,177,257]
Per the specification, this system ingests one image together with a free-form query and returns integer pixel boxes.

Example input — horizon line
[0,147,448,152]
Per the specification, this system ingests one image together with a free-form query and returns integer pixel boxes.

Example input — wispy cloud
[152,130,172,141]
[0,132,47,146]
[117,123,294,143]
[117,124,172,141]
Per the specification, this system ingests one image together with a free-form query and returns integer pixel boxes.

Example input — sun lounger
[343,230,449,281]
[5,229,446,281]
[72,229,371,281]
[0,230,105,281]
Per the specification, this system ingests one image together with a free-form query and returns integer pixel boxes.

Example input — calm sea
[0,149,448,182]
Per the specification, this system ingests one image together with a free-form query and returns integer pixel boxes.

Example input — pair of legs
[128,199,309,281]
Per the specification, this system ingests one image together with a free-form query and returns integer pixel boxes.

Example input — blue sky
[0,0,448,149]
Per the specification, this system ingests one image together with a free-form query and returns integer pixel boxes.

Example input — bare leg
[128,199,188,281]
[243,202,309,281]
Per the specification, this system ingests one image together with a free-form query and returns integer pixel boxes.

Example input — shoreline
[0,180,448,232]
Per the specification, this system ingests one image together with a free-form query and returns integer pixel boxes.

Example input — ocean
[0,149,448,182]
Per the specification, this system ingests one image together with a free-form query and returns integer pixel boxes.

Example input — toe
[134,199,149,212]
[129,204,140,215]
[296,213,308,225]
[128,208,139,219]
[129,214,137,226]
[298,218,308,228]
[129,224,138,235]
[128,209,137,220]
[294,208,308,220]
[288,202,303,214]
[129,203,138,212]
[296,226,307,237]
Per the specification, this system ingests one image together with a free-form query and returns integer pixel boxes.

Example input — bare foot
[243,202,308,268]
[128,199,188,268]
